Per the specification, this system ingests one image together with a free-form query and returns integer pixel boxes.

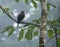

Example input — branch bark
[0,5,40,27]
[54,27,58,47]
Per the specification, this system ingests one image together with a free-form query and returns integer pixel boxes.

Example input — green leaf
[47,3,56,8]
[25,26,35,40]
[58,38,60,47]
[4,8,10,12]
[47,3,56,11]
[57,18,60,23]
[23,24,29,27]
[8,26,14,37]
[32,18,41,24]
[25,0,28,4]
[57,30,60,34]
[39,0,42,2]
[48,30,54,39]
[33,20,40,24]
[15,0,19,2]
[33,31,39,36]
[47,20,56,25]
[25,29,32,40]
[1,26,12,33]
[25,25,35,40]
[18,29,24,41]
[29,25,35,30]
[31,0,37,8]
[47,3,50,11]
[35,0,42,2]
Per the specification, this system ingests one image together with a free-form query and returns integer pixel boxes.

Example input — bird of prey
[17,11,25,28]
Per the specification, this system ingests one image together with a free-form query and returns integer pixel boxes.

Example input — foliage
[47,18,60,35]
[57,30,60,34]
[8,26,14,37]
[15,0,20,3]
[33,31,39,36]
[47,18,60,46]
[1,26,14,37]
[15,0,56,9]
[18,29,25,41]
[25,25,35,40]
[25,0,28,4]
[47,3,56,11]
[2,7,10,13]
[25,29,32,40]
[58,38,60,47]
[1,25,39,41]
[31,0,37,8]
[47,30,54,39]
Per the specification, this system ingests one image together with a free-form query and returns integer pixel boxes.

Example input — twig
[0,5,40,27]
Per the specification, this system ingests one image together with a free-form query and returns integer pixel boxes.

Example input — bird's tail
[17,23,19,28]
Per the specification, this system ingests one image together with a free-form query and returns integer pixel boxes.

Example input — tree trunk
[39,0,47,47]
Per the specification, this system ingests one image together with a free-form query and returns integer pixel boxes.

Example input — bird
[17,11,25,28]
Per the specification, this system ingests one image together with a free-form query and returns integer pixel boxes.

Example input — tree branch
[0,5,40,27]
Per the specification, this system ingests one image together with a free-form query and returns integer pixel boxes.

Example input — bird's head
[21,11,24,14]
